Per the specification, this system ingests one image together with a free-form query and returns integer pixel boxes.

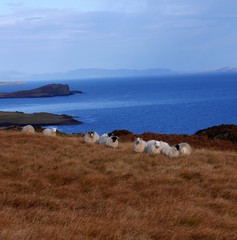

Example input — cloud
[0,0,237,73]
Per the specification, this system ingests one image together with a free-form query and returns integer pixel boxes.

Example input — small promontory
[0,111,83,127]
[0,84,82,98]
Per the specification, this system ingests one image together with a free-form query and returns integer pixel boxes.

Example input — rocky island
[0,83,82,98]
[0,111,83,127]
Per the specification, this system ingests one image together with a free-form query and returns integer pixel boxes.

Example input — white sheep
[178,142,192,156]
[43,127,57,136]
[99,132,113,145]
[105,136,119,148]
[161,143,180,158]
[133,137,147,153]
[84,131,100,144]
[145,140,161,155]
[22,125,35,134]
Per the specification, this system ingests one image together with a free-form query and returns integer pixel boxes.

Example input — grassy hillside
[0,131,237,239]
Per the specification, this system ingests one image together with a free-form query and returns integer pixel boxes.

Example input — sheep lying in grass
[133,138,147,153]
[178,142,192,156]
[22,125,35,134]
[99,132,114,145]
[84,131,100,144]
[43,127,57,136]
[145,140,161,155]
[161,143,180,158]
[106,136,119,148]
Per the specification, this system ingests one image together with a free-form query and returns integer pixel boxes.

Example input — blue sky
[0,0,236,73]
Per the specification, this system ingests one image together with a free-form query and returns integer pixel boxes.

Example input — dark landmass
[0,111,83,127]
[0,84,82,98]
[195,124,237,143]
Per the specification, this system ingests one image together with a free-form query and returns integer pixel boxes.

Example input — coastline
[0,111,83,127]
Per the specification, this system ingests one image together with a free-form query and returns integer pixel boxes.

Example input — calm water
[1,74,237,134]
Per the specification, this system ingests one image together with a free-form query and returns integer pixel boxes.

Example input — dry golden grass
[0,131,237,240]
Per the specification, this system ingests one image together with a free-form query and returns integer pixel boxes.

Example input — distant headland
[0,83,82,98]
[0,111,83,127]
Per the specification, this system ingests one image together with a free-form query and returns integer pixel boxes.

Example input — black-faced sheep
[99,132,114,145]
[105,136,119,148]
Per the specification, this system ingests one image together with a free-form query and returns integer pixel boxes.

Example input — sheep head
[111,136,119,142]
[108,132,114,137]
[154,141,160,148]
[135,138,141,144]
[174,144,180,151]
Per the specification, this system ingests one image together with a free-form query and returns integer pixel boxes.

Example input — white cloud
[0,0,237,72]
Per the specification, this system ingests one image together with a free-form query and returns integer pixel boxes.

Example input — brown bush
[0,131,237,239]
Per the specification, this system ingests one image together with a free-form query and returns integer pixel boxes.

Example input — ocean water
[1,74,237,134]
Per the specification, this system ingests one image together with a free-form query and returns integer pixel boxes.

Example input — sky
[0,0,236,74]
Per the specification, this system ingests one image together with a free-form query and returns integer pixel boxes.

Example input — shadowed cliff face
[0,84,82,98]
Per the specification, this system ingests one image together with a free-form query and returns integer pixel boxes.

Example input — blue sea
[1,74,237,135]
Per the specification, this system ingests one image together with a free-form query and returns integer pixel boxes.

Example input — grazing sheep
[145,140,161,155]
[106,136,119,148]
[133,137,147,153]
[161,143,180,158]
[84,131,100,144]
[99,132,114,145]
[43,127,57,136]
[178,142,192,156]
[22,125,35,134]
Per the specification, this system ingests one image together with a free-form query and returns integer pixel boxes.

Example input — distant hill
[1,67,237,82]
[0,68,175,82]
[28,68,175,81]
[206,66,237,73]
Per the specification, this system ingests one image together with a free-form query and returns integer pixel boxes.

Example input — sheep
[133,137,147,153]
[43,127,57,136]
[178,142,192,156]
[83,131,100,144]
[161,143,180,158]
[22,125,35,134]
[145,140,161,155]
[105,136,119,148]
[99,132,114,145]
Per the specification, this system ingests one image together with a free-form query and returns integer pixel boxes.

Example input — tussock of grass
[0,131,237,239]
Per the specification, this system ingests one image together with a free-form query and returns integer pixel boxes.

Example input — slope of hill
[0,131,236,239]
